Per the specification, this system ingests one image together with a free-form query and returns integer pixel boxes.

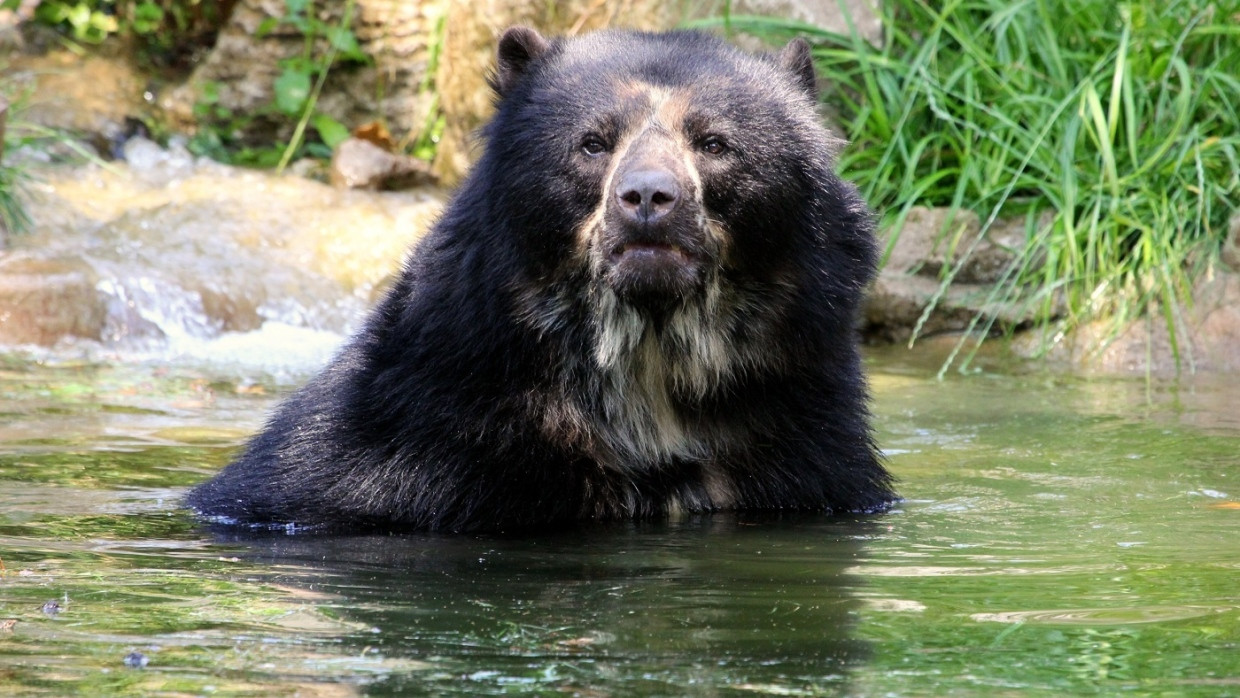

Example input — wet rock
[0,254,107,345]
[1022,270,1240,375]
[5,51,150,148]
[120,137,198,184]
[3,142,445,353]
[863,271,1041,343]
[40,599,62,616]
[863,206,1051,343]
[330,137,433,190]
[197,284,263,333]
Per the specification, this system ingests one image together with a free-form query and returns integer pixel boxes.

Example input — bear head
[481,27,837,319]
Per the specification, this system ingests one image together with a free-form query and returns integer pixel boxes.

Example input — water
[4,138,444,372]
[0,348,1237,696]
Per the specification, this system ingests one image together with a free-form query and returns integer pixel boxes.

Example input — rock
[884,206,1032,284]
[163,0,882,186]
[0,254,107,345]
[720,0,882,44]
[330,137,433,190]
[120,137,197,184]
[971,214,1044,283]
[1221,212,1240,272]
[863,270,1041,343]
[165,0,444,151]
[430,0,680,185]
[863,206,1053,343]
[882,206,980,277]
[0,0,36,49]
[5,51,150,147]
[1,142,447,350]
[429,0,881,186]
[1020,270,1240,375]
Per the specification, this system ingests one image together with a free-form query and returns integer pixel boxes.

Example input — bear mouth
[608,241,693,265]
[603,240,703,309]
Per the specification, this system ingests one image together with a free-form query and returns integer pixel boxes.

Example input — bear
[186,26,895,533]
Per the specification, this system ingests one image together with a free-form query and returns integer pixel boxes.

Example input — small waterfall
[2,138,445,379]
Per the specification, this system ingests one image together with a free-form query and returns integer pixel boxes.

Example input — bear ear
[777,37,818,100]
[495,26,551,97]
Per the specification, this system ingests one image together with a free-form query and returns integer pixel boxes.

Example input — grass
[0,162,28,237]
[0,80,119,238]
[698,0,1240,371]
[0,83,30,237]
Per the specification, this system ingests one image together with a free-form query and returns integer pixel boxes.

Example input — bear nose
[615,169,680,224]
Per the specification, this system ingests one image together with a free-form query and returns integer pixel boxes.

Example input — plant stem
[276,0,355,174]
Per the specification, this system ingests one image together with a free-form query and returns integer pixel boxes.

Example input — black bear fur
[187,27,896,532]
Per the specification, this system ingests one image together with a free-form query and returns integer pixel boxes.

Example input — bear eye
[700,135,729,156]
[580,135,609,157]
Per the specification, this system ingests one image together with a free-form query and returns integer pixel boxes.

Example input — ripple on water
[971,605,1236,625]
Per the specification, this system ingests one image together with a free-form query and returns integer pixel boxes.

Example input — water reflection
[215,514,878,695]
[1,357,1238,694]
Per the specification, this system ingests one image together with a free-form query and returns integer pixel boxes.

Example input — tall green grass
[0,86,29,237]
[704,0,1240,369]
[0,163,27,237]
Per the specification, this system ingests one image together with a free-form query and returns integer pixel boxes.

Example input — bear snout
[614,169,681,225]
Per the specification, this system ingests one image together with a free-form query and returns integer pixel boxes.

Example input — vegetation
[7,0,233,69]
[7,0,1237,366]
[706,0,1240,368]
[258,0,366,171]
[0,162,28,238]
[0,86,30,236]
[0,157,29,237]
[186,0,368,169]
[6,0,365,168]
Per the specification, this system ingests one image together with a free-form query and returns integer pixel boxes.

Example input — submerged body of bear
[187,27,895,532]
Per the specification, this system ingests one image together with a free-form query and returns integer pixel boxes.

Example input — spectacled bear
[187,26,895,532]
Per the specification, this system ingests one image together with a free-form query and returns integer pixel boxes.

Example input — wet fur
[187,29,895,532]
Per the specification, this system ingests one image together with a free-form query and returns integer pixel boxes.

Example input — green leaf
[325,25,365,60]
[66,3,91,33]
[281,55,314,74]
[310,113,350,149]
[199,80,221,104]
[304,142,333,159]
[283,0,310,17]
[81,10,118,43]
[255,17,280,38]
[273,67,312,116]
[132,2,164,34]
[34,3,65,24]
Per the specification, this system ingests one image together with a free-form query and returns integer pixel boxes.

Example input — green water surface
[0,349,1236,696]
